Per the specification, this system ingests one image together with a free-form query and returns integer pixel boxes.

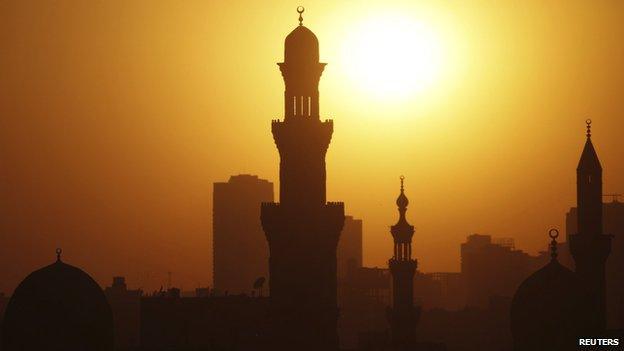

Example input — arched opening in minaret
[289,95,314,117]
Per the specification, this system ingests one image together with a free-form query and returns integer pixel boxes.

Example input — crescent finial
[297,6,305,26]
[548,228,559,260]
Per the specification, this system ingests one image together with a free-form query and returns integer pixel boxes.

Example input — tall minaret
[569,119,611,331]
[260,8,345,351]
[387,176,420,349]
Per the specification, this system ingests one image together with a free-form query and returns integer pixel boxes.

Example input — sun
[339,13,444,101]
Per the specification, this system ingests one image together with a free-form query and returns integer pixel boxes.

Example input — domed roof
[284,25,319,64]
[396,190,409,209]
[510,232,590,351]
[1,252,113,351]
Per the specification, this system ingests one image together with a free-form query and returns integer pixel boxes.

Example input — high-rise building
[213,174,273,295]
[568,120,612,331]
[423,272,465,310]
[260,8,345,351]
[461,234,536,308]
[337,216,363,280]
[337,267,391,349]
[387,176,419,348]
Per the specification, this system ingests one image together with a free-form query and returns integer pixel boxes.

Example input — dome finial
[396,175,409,209]
[56,248,62,262]
[586,118,592,138]
[548,228,559,260]
[297,6,305,26]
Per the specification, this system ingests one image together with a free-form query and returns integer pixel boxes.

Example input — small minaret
[569,119,612,331]
[387,176,420,349]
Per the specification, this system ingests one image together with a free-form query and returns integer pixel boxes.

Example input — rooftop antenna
[167,271,172,291]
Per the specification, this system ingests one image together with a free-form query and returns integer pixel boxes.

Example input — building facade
[104,277,142,350]
[140,294,268,350]
[213,174,273,295]
[461,234,537,308]
[337,215,363,280]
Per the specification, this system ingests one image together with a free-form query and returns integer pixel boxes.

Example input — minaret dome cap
[396,176,409,208]
[284,7,319,63]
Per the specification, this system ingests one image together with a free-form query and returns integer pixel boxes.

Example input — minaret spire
[569,119,611,332]
[578,118,602,173]
[387,176,420,349]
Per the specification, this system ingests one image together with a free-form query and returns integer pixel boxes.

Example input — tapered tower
[569,119,612,331]
[387,176,420,350]
[260,8,345,351]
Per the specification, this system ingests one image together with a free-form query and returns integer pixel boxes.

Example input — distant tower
[569,119,612,331]
[387,176,420,349]
[260,7,345,351]
[337,215,363,280]
[213,174,273,295]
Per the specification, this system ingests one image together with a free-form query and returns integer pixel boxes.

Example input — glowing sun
[340,14,444,100]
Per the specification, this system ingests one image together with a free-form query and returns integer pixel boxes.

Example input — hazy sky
[1,0,623,294]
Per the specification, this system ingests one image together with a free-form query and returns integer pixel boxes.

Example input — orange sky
[1,1,623,294]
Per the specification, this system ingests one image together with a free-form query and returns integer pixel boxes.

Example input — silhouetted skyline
[1,4,624,350]
[2,1,624,296]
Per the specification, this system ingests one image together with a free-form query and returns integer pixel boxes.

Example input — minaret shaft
[577,166,603,237]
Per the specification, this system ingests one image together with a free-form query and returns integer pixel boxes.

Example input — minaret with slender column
[387,176,420,349]
[260,8,344,351]
[569,119,612,331]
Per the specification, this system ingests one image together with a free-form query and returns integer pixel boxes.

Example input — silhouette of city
[1,5,624,351]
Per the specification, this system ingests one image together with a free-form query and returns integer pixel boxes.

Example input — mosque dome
[510,231,589,351]
[1,250,114,351]
[283,8,319,64]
